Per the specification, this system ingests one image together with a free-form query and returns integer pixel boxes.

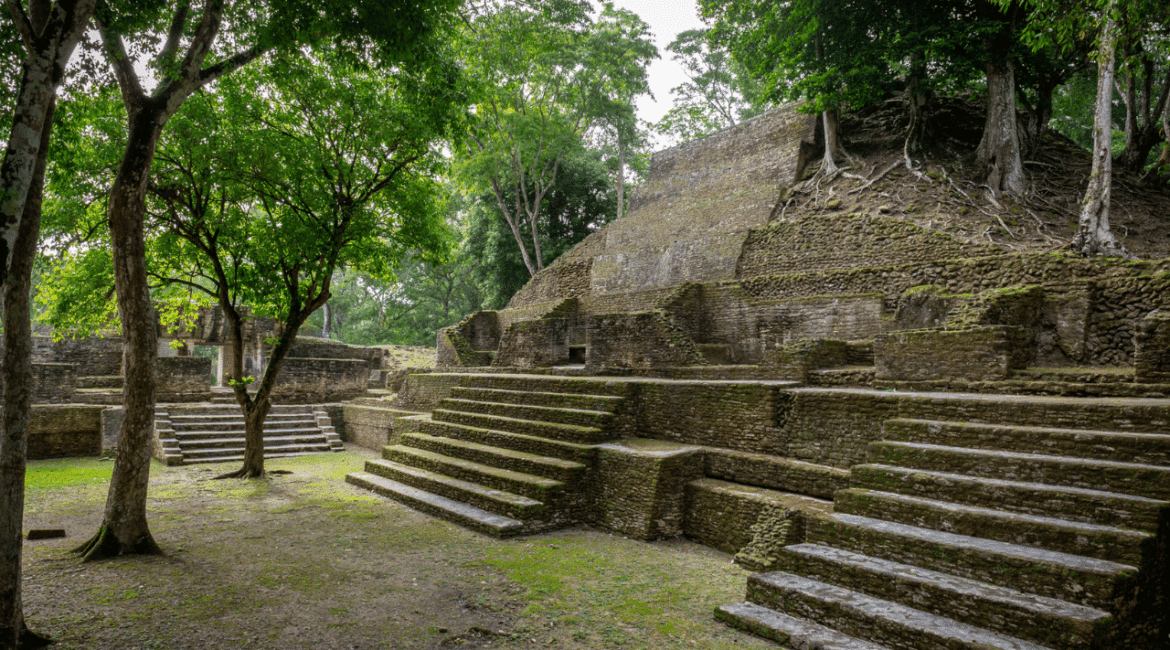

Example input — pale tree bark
[0,97,53,650]
[819,109,849,174]
[615,129,626,221]
[0,0,94,286]
[904,52,931,157]
[75,0,263,561]
[1073,2,1127,258]
[977,58,1027,196]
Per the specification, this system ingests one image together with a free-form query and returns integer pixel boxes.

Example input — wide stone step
[399,433,585,483]
[683,478,833,555]
[173,426,324,439]
[850,464,1168,532]
[807,513,1135,610]
[450,386,623,413]
[744,572,1055,650]
[183,440,331,457]
[417,419,596,463]
[884,418,1170,465]
[437,398,614,430]
[361,458,544,521]
[182,451,324,465]
[432,409,612,444]
[777,543,1110,650]
[345,472,524,538]
[380,446,564,503]
[834,488,1151,565]
[705,448,850,501]
[868,441,1170,501]
[714,602,888,650]
[460,373,630,397]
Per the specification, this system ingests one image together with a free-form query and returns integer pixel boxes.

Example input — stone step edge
[784,543,1111,626]
[453,386,623,404]
[364,458,543,510]
[838,488,1152,546]
[830,513,1136,577]
[853,463,1169,507]
[345,471,524,537]
[440,397,614,418]
[874,441,1170,473]
[400,433,585,471]
[751,571,1053,650]
[433,409,604,437]
[714,602,888,650]
[385,445,564,491]
[886,417,1170,442]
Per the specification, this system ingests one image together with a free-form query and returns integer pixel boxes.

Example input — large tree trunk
[0,0,95,286]
[0,97,54,650]
[904,52,931,157]
[1073,3,1126,258]
[977,58,1027,196]
[75,107,165,561]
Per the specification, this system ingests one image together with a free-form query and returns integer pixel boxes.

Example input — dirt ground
[19,448,776,650]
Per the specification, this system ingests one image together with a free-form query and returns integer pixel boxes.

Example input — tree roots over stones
[72,525,162,562]
[213,465,265,480]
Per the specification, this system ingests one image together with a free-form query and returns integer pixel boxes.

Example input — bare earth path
[19,447,773,650]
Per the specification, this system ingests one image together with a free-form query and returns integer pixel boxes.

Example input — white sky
[596,0,708,127]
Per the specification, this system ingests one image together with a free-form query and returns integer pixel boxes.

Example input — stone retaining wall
[271,357,370,402]
[28,404,103,459]
[156,356,212,400]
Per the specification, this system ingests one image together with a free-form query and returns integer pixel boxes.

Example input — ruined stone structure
[347,106,1170,649]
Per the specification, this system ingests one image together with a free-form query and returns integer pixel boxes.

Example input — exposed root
[847,160,900,194]
[73,524,163,562]
[20,623,51,650]
[214,466,265,480]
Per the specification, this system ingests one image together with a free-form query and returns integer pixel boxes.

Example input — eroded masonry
[25,105,1170,649]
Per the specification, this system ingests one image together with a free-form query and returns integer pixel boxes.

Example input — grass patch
[25,458,113,490]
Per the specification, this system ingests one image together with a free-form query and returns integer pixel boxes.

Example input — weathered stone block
[156,356,212,400]
[874,327,1022,382]
[270,357,369,402]
[31,363,76,403]
[493,318,571,368]
[590,439,704,540]
[585,311,704,372]
[1135,311,1170,383]
[28,404,103,459]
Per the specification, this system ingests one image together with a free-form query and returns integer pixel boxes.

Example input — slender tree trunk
[0,97,54,650]
[321,301,332,339]
[1073,3,1126,258]
[615,131,626,222]
[75,108,165,561]
[1116,65,1170,172]
[905,52,931,157]
[977,58,1027,196]
[820,109,846,173]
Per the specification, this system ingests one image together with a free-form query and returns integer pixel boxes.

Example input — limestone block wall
[874,327,1024,382]
[492,318,571,368]
[585,312,705,373]
[156,357,212,400]
[31,363,76,403]
[1135,312,1170,383]
[589,441,705,540]
[28,334,122,377]
[271,357,370,402]
[287,337,389,369]
[29,404,103,459]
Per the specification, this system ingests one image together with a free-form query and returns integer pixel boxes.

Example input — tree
[71,0,460,561]
[577,3,656,221]
[653,28,764,143]
[1113,0,1170,171]
[1,2,94,646]
[457,1,593,278]
[145,52,457,478]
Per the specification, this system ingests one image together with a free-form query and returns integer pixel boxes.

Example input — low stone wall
[29,334,123,377]
[493,319,571,368]
[589,440,704,540]
[342,404,421,449]
[156,356,212,400]
[1135,312,1170,383]
[271,357,369,402]
[874,327,1025,382]
[287,337,388,369]
[395,373,470,410]
[585,312,705,373]
[28,404,104,459]
[32,363,76,403]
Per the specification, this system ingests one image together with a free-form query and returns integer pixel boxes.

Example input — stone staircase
[154,404,343,465]
[718,395,1170,649]
[346,374,629,536]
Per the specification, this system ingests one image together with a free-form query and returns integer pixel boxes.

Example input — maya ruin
[23,104,1170,650]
